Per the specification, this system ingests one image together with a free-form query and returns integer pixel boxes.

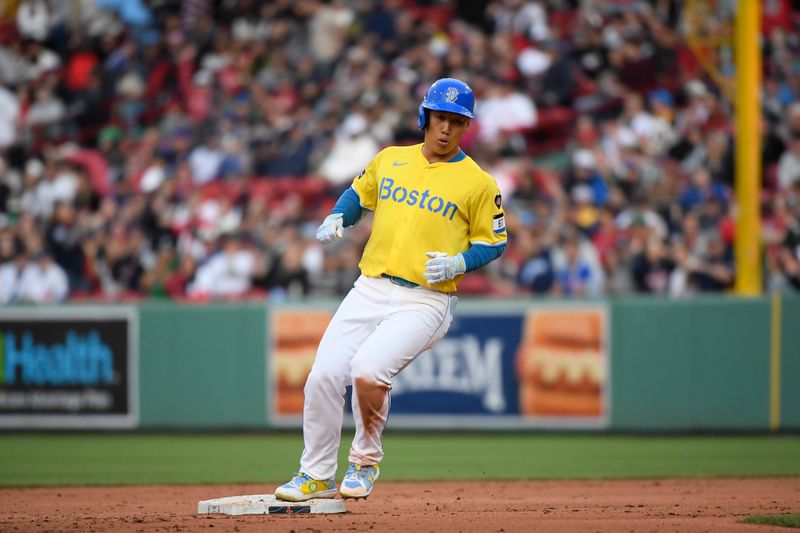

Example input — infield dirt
[1,478,798,532]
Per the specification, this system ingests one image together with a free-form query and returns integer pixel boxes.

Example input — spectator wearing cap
[616,189,668,241]
[569,185,599,236]
[648,88,675,123]
[685,232,734,292]
[680,167,728,213]
[621,91,673,155]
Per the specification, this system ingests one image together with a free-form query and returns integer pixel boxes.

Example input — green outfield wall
[610,298,774,430]
[129,296,800,431]
[782,297,800,430]
[2,297,796,431]
[138,303,268,429]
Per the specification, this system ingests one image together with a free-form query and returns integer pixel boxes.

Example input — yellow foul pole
[734,0,762,295]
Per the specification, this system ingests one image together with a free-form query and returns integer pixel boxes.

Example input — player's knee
[304,365,346,396]
[350,359,387,386]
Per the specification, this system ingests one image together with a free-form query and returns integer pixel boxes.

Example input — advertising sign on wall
[268,303,608,430]
[516,308,607,419]
[0,307,138,429]
[390,306,608,429]
[270,308,333,425]
[390,313,523,419]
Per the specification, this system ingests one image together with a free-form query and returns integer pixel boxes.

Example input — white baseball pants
[299,274,456,480]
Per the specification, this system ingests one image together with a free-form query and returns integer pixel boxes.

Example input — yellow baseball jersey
[351,143,507,293]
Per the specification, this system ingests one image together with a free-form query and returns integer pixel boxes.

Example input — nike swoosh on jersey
[392,161,408,167]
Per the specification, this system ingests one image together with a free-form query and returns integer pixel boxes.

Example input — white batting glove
[424,251,466,285]
[316,214,344,244]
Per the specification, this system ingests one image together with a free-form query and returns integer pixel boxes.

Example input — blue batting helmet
[417,78,475,130]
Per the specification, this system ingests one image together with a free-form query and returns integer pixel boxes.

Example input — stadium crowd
[0,0,799,304]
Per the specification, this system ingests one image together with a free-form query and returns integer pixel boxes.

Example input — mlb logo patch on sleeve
[493,213,506,233]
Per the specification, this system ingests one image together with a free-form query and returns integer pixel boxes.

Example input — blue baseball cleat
[274,472,337,502]
[339,462,380,499]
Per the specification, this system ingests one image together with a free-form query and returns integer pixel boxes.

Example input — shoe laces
[292,472,311,484]
[348,463,371,478]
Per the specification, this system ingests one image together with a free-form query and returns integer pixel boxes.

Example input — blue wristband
[462,243,506,272]
[330,187,363,227]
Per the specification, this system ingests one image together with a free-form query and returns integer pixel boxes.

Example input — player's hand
[424,251,466,285]
[316,214,344,244]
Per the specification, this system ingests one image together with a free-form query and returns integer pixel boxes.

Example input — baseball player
[275,78,507,501]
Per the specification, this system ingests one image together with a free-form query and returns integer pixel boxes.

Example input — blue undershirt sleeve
[330,187,363,227]
[462,243,506,272]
